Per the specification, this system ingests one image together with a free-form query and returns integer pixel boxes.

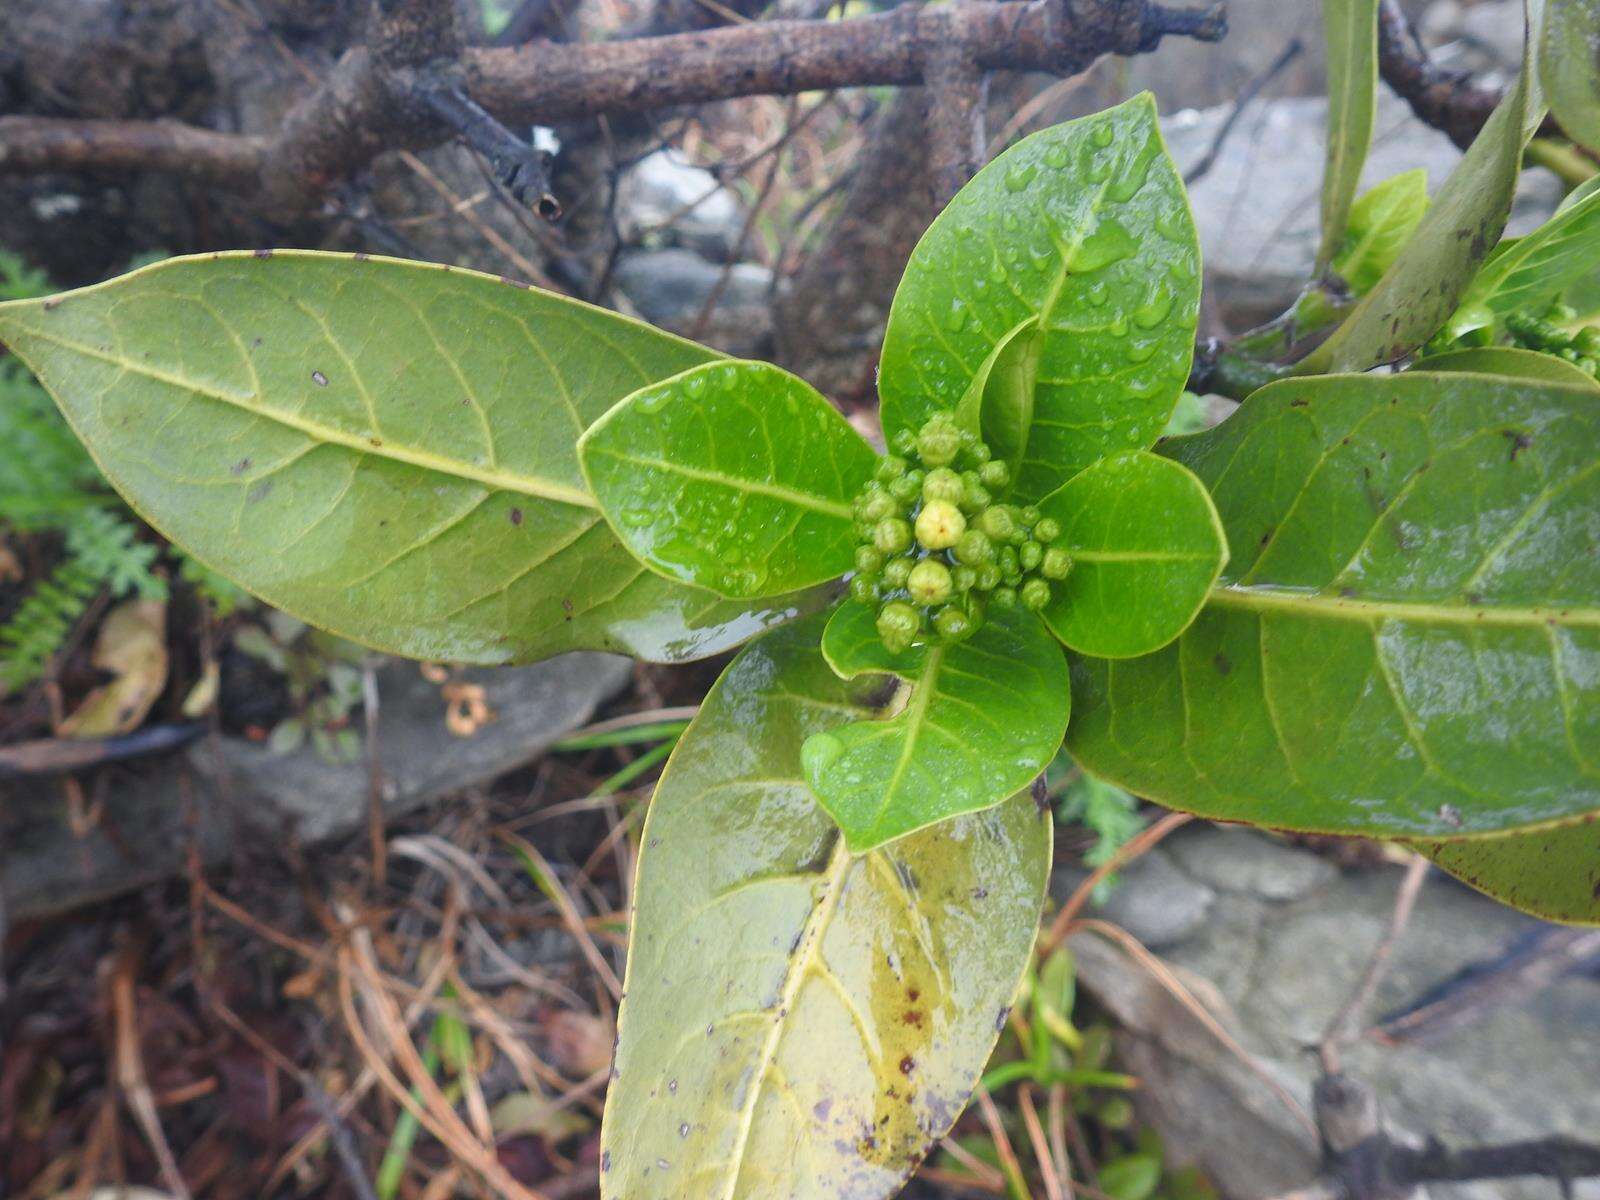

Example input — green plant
[0,252,250,694]
[1,3,1596,1189]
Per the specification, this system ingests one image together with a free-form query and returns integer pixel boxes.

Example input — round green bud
[873,518,913,555]
[962,441,992,468]
[850,574,879,603]
[978,506,1016,543]
[1579,357,1600,378]
[1560,347,1581,362]
[991,586,1017,608]
[876,601,921,655]
[1033,516,1061,544]
[915,500,967,550]
[978,459,1010,491]
[875,455,908,482]
[889,474,921,503]
[861,488,898,523]
[1574,327,1600,356]
[998,545,1020,576]
[933,605,973,641]
[1041,546,1073,580]
[1020,506,1041,528]
[916,415,963,467]
[891,428,918,456]
[1020,578,1051,610]
[907,558,954,605]
[960,476,992,513]
[922,467,965,506]
[976,562,1001,591]
[855,545,886,574]
[883,557,913,588]
[951,564,978,593]
[954,528,995,566]
[1019,540,1043,571]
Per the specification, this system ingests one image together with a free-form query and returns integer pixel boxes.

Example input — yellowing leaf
[60,597,168,737]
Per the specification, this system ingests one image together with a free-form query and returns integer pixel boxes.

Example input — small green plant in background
[2,2,1598,1191]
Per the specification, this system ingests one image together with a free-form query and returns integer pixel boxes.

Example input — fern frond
[64,508,167,601]
[0,555,101,692]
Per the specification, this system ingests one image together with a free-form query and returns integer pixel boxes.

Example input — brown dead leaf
[59,597,168,738]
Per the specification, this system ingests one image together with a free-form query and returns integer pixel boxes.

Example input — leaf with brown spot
[601,614,1051,1198]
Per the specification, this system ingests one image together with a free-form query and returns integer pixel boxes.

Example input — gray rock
[1053,847,1216,949]
[1163,91,1565,328]
[612,247,774,356]
[613,248,772,324]
[615,149,744,261]
[2,653,631,921]
[1167,825,1337,901]
[1071,824,1600,1200]
[1421,1,1525,75]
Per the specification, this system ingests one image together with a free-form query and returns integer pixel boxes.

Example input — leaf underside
[804,601,1070,852]
[1414,347,1600,388]
[601,614,1052,1199]
[879,92,1201,503]
[580,359,876,598]
[1069,372,1600,846]
[0,252,818,664]
[1412,823,1600,924]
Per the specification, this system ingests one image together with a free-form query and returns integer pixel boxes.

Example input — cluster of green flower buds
[1424,302,1600,379]
[851,413,1073,654]
[1503,304,1600,378]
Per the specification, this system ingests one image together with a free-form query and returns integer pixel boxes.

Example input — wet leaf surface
[879,93,1200,503]
[580,359,876,598]
[1069,372,1600,838]
[1412,821,1600,924]
[803,600,1069,852]
[1035,450,1227,658]
[601,614,1052,1199]
[0,252,816,665]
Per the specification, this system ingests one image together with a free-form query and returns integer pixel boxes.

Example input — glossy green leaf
[1541,0,1600,155]
[1302,9,1545,372]
[1319,0,1380,269]
[1411,824,1600,924]
[1414,346,1600,387]
[0,251,822,663]
[579,359,875,598]
[879,92,1201,503]
[601,614,1052,1199]
[956,317,1042,491]
[1449,182,1600,338]
[1036,450,1228,658]
[1068,371,1600,839]
[802,600,1069,852]
[1330,169,1430,294]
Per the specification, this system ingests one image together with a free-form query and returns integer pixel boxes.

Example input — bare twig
[1183,37,1304,185]
[1318,853,1429,1073]
[1040,810,1194,954]
[0,1,1226,209]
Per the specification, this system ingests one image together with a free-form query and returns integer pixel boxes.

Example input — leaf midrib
[718,835,853,1200]
[589,447,855,520]
[1208,582,1600,629]
[5,320,599,509]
